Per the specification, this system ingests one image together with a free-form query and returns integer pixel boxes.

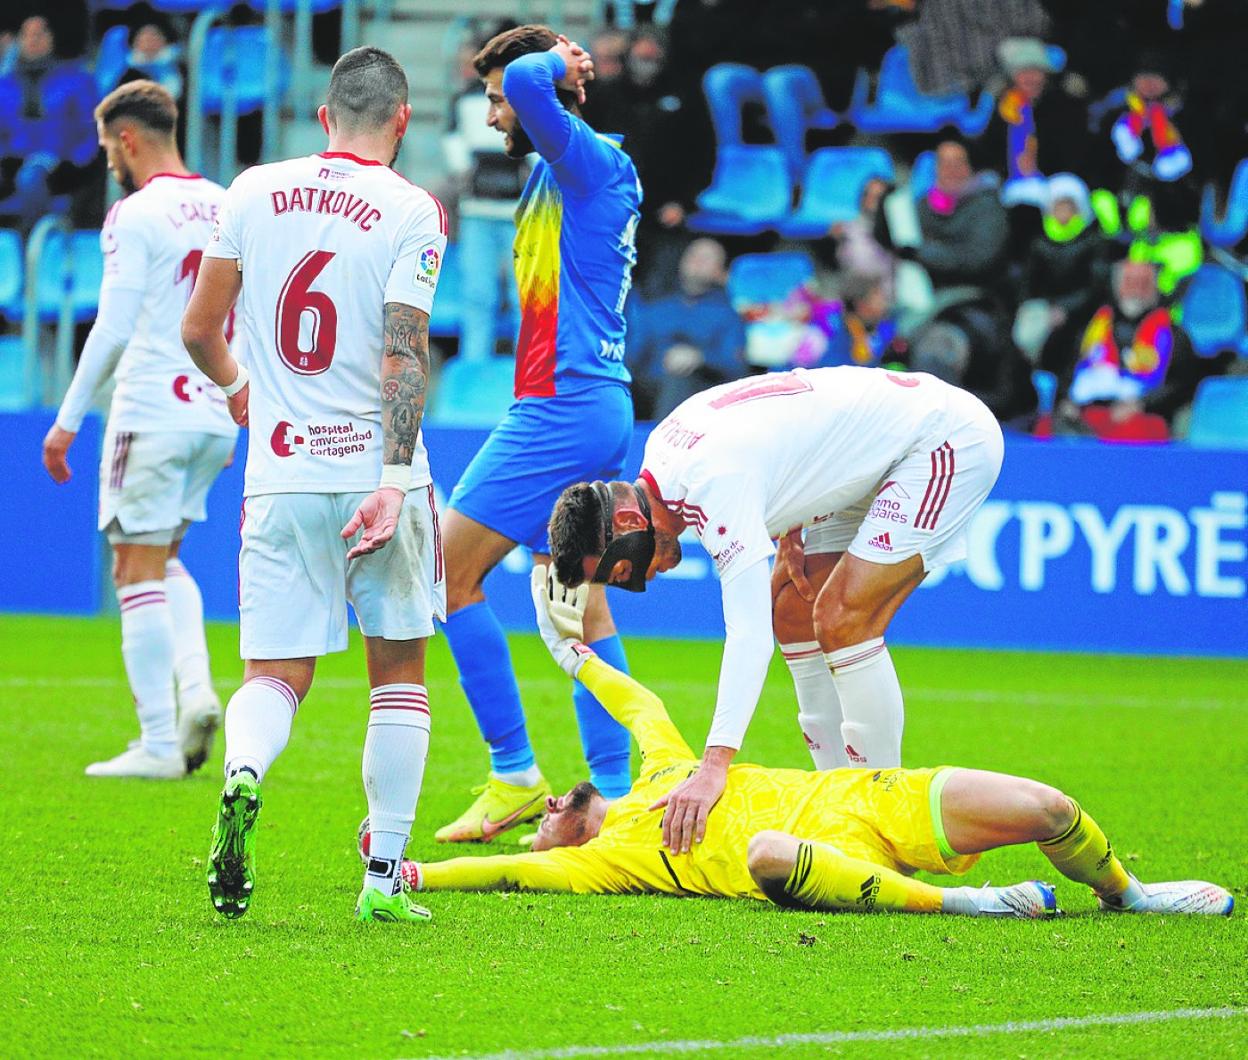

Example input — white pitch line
[0,674,1233,712]
[411,1006,1246,1060]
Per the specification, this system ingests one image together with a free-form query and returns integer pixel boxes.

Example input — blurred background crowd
[4,0,1247,445]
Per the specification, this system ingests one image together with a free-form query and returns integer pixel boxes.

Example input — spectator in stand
[586,27,628,90]
[831,177,895,302]
[626,238,745,420]
[1057,259,1218,441]
[789,272,904,372]
[882,140,1009,294]
[123,18,183,101]
[972,37,1088,209]
[0,14,100,229]
[1016,173,1114,371]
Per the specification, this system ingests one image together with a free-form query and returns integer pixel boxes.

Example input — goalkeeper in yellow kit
[383,567,1232,918]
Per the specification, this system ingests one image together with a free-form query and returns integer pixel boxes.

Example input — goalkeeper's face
[531,781,606,852]
[483,70,535,160]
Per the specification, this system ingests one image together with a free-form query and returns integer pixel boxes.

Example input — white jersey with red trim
[639,367,957,583]
[101,173,237,436]
[204,151,448,496]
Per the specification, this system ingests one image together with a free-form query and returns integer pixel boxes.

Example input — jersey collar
[145,172,203,186]
[318,151,386,167]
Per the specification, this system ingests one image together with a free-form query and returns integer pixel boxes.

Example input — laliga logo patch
[270,421,306,458]
[415,244,441,286]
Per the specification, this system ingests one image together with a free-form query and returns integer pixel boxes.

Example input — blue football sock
[443,602,535,775]
[573,635,633,798]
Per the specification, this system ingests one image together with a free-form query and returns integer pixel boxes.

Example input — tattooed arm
[340,301,432,560]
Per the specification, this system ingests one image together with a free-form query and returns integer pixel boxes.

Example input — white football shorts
[99,429,235,545]
[239,486,447,659]
[805,386,1004,571]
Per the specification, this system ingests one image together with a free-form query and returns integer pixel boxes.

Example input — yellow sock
[784,841,944,914]
[1038,802,1133,900]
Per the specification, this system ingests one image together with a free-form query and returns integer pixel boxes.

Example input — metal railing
[22,214,75,408]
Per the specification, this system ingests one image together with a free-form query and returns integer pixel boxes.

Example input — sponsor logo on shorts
[868,497,910,524]
[877,480,911,500]
[867,531,893,552]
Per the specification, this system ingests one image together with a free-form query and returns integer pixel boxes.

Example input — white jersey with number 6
[204,151,448,497]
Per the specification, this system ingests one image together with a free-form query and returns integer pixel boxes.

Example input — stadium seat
[1180,264,1248,358]
[702,63,767,149]
[688,145,792,236]
[1187,375,1248,449]
[761,65,838,183]
[848,46,987,135]
[427,357,515,428]
[200,27,291,116]
[0,334,24,411]
[94,26,131,96]
[0,230,23,321]
[777,146,895,239]
[424,243,517,342]
[34,230,104,324]
[910,150,937,202]
[1200,157,1248,249]
[727,251,815,309]
[1031,369,1058,416]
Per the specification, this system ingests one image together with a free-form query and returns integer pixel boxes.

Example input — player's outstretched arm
[181,256,247,425]
[341,302,431,560]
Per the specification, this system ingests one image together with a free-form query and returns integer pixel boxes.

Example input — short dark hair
[548,482,609,586]
[326,46,408,132]
[840,271,884,311]
[473,24,579,110]
[94,80,178,139]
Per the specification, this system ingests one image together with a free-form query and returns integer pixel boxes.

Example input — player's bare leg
[939,769,1233,915]
[164,537,222,773]
[746,829,1056,919]
[86,542,184,779]
[356,636,433,923]
[437,510,552,841]
[813,552,927,767]
[208,658,312,918]
[772,550,845,769]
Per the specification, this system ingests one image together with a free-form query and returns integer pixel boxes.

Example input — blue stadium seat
[762,65,838,184]
[428,242,462,339]
[688,145,792,236]
[777,146,895,239]
[100,1,341,11]
[95,26,130,96]
[35,231,103,324]
[1200,157,1248,249]
[0,229,23,320]
[1187,376,1248,449]
[910,150,937,202]
[848,46,985,135]
[727,251,815,309]
[0,334,25,411]
[1031,369,1058,416]
[702,64,766,150]
[200,27,291,116]
[428,357,515,428]
[1180,264,1248,357]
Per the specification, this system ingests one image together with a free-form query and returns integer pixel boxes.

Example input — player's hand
[227,382,249,427]
[771,528,814,604]
[530,564,594,676]
[552,34,594,105]
[41,424,75,484]
[650,755,729,855]
[341,487,404,560]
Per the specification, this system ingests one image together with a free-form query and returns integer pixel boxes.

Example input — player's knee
[772,582,815,645]
[444,568,486,613]
[812,594,872,651]
[1031,784,1077,839]
[747,831,797,885]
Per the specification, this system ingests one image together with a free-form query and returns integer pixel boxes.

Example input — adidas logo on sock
[867,532,892,552]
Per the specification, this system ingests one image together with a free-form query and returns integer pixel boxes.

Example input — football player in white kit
[42,81,237,781]
[548,367,1004,855]
[181,47,447,923]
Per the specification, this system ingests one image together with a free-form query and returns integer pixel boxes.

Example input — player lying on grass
[366,566,1233,918]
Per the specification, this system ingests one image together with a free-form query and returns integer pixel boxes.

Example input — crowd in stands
[3,1,1246,446]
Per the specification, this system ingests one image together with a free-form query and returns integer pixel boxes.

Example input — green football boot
[207,771,262,919]
[355,882,433,924]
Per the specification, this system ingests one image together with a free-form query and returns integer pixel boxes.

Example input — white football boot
[945,880,1059,918]
[1099,876,1234,916]
[177,692,223,774]
[85,745,186,779]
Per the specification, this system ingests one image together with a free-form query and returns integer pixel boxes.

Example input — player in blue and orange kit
[435,25,643,841]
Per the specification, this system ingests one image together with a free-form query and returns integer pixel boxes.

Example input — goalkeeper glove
[530,564,594,677]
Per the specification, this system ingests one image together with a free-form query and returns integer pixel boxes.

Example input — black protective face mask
[590,482,655,593]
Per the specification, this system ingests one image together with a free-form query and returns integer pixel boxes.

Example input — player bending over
[42,81,236,779]
[374,566,1232,919]
[182,47,447,923]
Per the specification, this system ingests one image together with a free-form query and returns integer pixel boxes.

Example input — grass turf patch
[0,615,1244,1058]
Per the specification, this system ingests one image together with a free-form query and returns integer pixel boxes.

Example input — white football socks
[223,676,299,782]
[363,684,431,895]
[825,637,904,767]
[164,558,214,703]
[494,765,542,788]
[781,641,850,770]
[118,580,178,758]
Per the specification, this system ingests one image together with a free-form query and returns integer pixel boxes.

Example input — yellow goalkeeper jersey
[421,658,968,899]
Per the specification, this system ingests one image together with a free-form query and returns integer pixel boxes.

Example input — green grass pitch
[1,614,1245,1058]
